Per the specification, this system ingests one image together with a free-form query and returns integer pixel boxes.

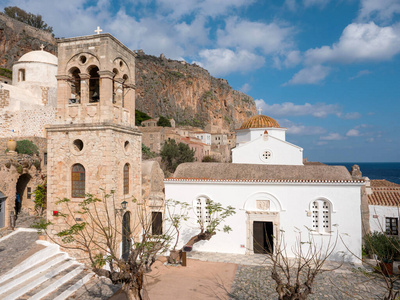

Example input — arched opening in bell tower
[69,67,81,104]
[88,66,100,103]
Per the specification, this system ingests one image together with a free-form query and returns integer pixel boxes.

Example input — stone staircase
[0,240,95,300]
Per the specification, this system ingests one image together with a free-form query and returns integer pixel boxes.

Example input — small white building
[194,131,211,145]
[0,48,58,137]
[368,179,400,235]
[164,114,364,262]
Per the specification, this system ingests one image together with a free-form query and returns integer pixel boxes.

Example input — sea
[324,162,400,185]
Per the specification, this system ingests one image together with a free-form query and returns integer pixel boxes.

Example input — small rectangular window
[386,217,398,235]
[18,69,25,82]
[152,212,163,235]
[27,187,32,199]
[43,153,47,165]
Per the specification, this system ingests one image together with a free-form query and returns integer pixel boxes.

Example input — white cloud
[217,18,295,55]
[193,48,265,76]
[239,83,251,93]
[346,129,361,137]
[305,22,400,65]
[286,124,326,135]
[284,50,302,68]
[255,100,340,118]
[338,112,362,120]
[366,137,375,143]
[316,141,328,146]
[303,0,330,8]
[349,70,372,80]
[320,133,346,140]
[358,0,400,23]
[285,65,331,85]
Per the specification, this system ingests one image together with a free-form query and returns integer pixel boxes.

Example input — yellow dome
[240,114,280,129]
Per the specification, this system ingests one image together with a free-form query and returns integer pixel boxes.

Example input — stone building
[140,126,166,153]
[46,33,140,259]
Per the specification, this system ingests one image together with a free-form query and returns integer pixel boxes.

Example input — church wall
[232,136,303,165]
[369,205,399,235]
[165,181,363,262]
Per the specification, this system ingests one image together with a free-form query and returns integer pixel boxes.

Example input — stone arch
[113,57,130,75]
[87,65,100,103]
[65,52,100,74]
[15,173,32,217]
[68,67,81,103]
[244,191,283,212]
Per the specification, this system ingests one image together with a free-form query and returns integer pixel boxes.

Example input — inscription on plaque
[256,200,270,210]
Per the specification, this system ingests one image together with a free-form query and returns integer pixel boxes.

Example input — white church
[165,114,364,261]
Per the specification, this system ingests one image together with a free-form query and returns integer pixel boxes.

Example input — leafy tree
[141,143,156,159]
[160,139,195,173]
[135,110,151,126]
[202,155,219,162]
[4,6,53,33]
[16,140,39,155]
[157,115,171,127]
[34,181,46,216]
[33,191,173,300]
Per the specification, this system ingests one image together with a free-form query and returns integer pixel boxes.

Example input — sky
[1,0,399,162]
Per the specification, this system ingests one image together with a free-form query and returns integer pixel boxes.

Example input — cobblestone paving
[188,251,400,300]
[0,230,39,274]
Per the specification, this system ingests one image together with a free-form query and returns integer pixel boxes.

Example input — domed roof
[18,50,57,65]
[240,114,280,129]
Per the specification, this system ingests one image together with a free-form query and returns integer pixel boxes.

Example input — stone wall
[0,153,45,229]
[0,107,56,138]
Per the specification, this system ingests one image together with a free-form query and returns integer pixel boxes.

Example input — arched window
[312,200,331,233]
[72,164,85,198]
[123,163,129,195]
[88,66,100,103]
[69,68,81,104]
[196,197,211,228]
[18,69,25,82]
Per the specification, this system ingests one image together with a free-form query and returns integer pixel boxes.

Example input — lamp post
[116,200,128,215]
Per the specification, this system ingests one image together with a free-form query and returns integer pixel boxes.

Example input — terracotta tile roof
[368,188,400,206]
[165,177,364,184]
[370,179,400,187]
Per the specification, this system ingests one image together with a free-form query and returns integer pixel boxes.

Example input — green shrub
[364,231,400,262]
[16,140,39,156]
[202,155,219,162]
[157,116,172,127]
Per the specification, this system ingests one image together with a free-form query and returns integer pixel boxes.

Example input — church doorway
[0,191,6,228]
[122,211,131,261]
[15,174,31,218]
[253,221,274,254]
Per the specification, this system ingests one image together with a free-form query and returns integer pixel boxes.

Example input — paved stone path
[0,229,39,274]
[188,251,400,300]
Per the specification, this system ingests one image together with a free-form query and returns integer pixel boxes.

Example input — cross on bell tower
[94,26,103,34]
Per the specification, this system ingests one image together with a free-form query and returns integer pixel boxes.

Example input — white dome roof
[18,50,57,65]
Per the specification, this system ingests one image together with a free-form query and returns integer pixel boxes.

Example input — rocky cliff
[135,52,256,131]
[0,13,56,69]
[0,13,256,129]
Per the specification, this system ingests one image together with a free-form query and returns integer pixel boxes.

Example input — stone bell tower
[46,33,141,247]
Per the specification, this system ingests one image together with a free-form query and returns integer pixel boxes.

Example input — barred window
[386,217,398,235]
[72,164,85,198]
[196,197,211,227]
[312,200,331,233]
[123,163,129,195]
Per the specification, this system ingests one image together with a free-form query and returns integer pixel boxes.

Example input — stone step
[0,240,60,284]
[43,272,94,300]
[1,259,76,300]
[0,252,68,295]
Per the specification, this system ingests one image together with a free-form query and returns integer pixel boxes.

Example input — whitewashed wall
[369,205,400,234]
[165,181,363,262]
[232,135,303,165]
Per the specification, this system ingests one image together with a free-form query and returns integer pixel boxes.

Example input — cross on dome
[258,107,262,115]
[40,44,44,51]
[94,26,103,34]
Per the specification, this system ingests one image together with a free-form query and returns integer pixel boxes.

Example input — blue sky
[1,0,400,162]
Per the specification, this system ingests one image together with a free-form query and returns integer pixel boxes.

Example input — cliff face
[0,13,256,129]
[0,13,56,69]
[135,53,256,131]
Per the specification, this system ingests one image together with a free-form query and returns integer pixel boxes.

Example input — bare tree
[34,190,172,300]
[267,228,340,300]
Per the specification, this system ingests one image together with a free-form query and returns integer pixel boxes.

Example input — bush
[157,115,171,127]
[16,140,39,156]
[202,155,219,162]
[142,144,157,159]
[160,139,195,173]
[364,231,400,262]
[135,109,151,126]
